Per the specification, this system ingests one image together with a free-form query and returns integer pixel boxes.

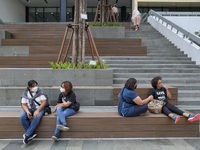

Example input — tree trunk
[72,0,80,65]
[81,0,87,64]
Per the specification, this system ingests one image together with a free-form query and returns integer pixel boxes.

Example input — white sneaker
[51,135,58,142]
[57,124,69,131]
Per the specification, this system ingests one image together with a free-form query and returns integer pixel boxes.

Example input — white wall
[0,0,25,22]
[165,16,200,35]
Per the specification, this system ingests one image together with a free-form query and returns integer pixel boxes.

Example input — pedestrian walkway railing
[156,11,200,16]
[148,9,200,65]
[148,9,200,48]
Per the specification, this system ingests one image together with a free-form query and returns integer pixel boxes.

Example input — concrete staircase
[104,22,200,112]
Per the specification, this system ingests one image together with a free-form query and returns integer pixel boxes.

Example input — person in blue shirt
[150,76,200,123]
[118,78,153,117]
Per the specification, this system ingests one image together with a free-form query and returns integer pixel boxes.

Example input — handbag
[69,102,80,111]
[148,100,165,114]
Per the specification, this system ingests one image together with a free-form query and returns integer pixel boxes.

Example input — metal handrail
[156,11,200,16]
[148,9,200,47]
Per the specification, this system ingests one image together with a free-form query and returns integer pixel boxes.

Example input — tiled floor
[1,138,200,150]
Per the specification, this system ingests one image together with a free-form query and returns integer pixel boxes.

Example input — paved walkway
[1,138,200,150]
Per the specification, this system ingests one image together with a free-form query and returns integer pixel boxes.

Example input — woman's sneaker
[23,134,29,145]
[188,114,200,122]
[23,133,37,144]
[51,135,58,142]
[172,116,180,124]
[175,116,180,124]
[57,124,69,131]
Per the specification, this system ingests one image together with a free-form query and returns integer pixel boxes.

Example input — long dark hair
[124,78,137,90]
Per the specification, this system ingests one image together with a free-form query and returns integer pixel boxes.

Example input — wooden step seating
[1,39,146,56]
[0,106,198,139]
[0,23,147,68]
[0,86,199,139]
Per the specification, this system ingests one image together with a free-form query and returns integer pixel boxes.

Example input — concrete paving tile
[66,140,83,150]
[50,140,69,150]
[82,140,98,150]
[0,140,11,150]
[97,140,114,150]
[169,139,196,150]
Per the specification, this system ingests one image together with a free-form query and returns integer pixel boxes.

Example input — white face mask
[60,87,65,93]
[31,86,38,93]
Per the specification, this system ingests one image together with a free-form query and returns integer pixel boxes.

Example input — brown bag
[148,100,165,114]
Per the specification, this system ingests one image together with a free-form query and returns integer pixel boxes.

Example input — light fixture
[26,0,31,3]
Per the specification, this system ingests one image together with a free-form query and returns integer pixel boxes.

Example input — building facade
[0,0,200,23]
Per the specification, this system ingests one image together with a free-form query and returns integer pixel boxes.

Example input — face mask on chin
[31,86,38,93]
[60,87,65,93]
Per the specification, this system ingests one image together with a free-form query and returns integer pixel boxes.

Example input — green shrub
[49,61,109,69]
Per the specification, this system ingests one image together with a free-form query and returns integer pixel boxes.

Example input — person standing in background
[131,8,141,31]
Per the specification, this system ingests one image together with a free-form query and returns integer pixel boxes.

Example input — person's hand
[148,95,153,101]
[33,110,39,118]
[53,106,57,113]
[163,85,169,90]
[27,111,32,119]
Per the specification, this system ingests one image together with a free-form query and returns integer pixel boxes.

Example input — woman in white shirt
[20,80,47,145]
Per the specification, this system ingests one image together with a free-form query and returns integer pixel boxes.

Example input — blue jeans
[121,104,148,117]
[20,108,45,137]
[54,106,76,138]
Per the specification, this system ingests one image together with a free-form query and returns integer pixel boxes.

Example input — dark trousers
[162,102,184,116]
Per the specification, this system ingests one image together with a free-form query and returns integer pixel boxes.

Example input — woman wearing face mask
[51,81,80,142]
[118,78,153,117]
[20,80,47,145]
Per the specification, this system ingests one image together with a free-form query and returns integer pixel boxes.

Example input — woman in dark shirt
[51,81,79,141]
[118,78,153,117]
[150,76,200,123]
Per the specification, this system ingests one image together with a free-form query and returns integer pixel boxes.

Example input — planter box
[0,68,114,106]
[0,68,113,86]
[90,26,125,38]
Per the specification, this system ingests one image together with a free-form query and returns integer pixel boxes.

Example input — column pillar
[132,0,138,10]
[60,0,67,22]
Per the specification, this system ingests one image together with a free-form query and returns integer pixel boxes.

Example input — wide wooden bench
[113,86,178,106]
[0,108,199,139]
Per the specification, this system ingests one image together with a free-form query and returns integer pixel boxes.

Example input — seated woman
[20,80,47,145]
[118,78,153,117]
[51,81,80,142]
[150,76,200,123]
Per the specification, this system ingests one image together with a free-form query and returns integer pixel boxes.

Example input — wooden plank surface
[0,110,198,138]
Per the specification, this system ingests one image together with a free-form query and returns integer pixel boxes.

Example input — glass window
[35,8,45,22]
[28,8,36,22]
[44,8,59,22]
